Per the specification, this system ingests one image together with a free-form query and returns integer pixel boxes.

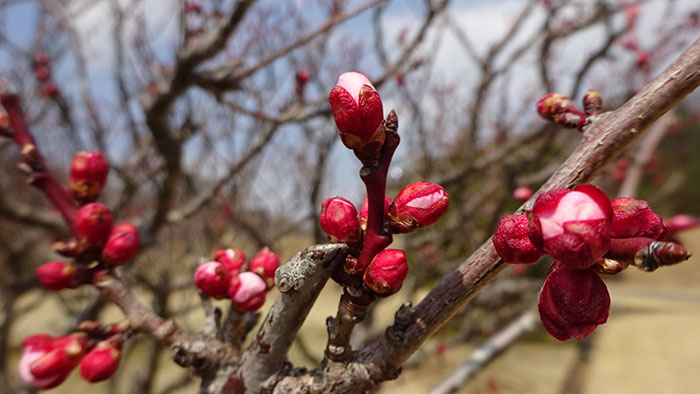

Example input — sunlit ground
[8,228,700,394]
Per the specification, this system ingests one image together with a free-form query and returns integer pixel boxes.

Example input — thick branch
[239,243,347,392]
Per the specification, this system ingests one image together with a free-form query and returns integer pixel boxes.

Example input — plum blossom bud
[80,338,121,382]
[536,93,575,121]
[19,333,88,389]
[320,197,361,243]
[666,214,700,233]
[76,203,114,248]
[513,186,534,203]
[528,185,612,269]
[329,72,385,151]
[359,196,392,231]
[229,272,267,312]
[36,261,81,291]
[249,247,280,288]
[40,83,59,98]
[538,266,610,341]
[363,249,408,295]
[610,198,667,240]
[582,90,602,115]
[69,151,109,202]
[387,181,449,234]
[214,248,246,275]
[102,223,140,266]
[493,215,544,265]
[194,262,232,299]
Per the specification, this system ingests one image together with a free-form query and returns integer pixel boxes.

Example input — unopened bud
[610,198,667,240]
[329,72,385,155]
[69,151,109,202]
[359,196,392,231]
[80,338,121,382]
[493,214,543,265]
[513,186,534,203]
[76,203,114,248]
[36,261,82,291]
[102,223,140,266]
[320,197,361,243]
[214,248,246,275]
[19,333,87,389]
[363,249,408,296]
[248,247,280,288]
[229,272,267,312]
[538,266,610,341]
[387,181,449,233]
[194,262,232,299]
[40,83,59,98]
[582,90,602,115]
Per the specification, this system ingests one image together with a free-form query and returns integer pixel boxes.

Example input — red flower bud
[35,66,51,81]
[363,249,408,295]
[76,203,114,248]
[359,196,392,231]
[493,215,544,264]
[582,90,602,115]
[36,261,81,291]
[19,333,88,389]
[80,339,121,382]
[229,272,267,311]
[102,222,140,266]
[607,237,691,271]
[184,2,201,13]
[40,83,59,97]
[387,181,449,233]
[610,198,667,240]
[214,248,246,275]
[320,197,361,243]
[69,151,109,202]
[538,266,610,341]
[513,186,534,203]
[194,262,232,299]
[329,71,384,151]
[249,247,280,288]
[296,69,310,85]
[528,185,612,269]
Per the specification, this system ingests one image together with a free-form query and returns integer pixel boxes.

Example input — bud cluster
[493,185,690,340]
[536,91,602,129]
[33,52,60,98]
[326,72,450,298]
[19,320,128,389]
[35,151,141,292]
[194,246,279,312]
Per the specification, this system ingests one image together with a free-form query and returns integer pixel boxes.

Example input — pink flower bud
[359,196,392,231]
[666,214,700,233]
[102,222,140,266]
[610,198,667,240]
[329,71,384,150]
[214,248,246,275]
[69,151,109,202]
[296,69,310,85]
[229,272,267,312]
[19,333,88,389]
[194,262,232,299]
[387,181,449,233]
[249,247,280,288]
[80,339,121,382]
[363,249,408,295]
[538,266,610,341]
[36,261,81,291]
[320,197,361,243]
[34,66,51,81]
[528,185,612,269]
[76,203,114,248]
[513,186,534,203]
[493,215,543,265]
